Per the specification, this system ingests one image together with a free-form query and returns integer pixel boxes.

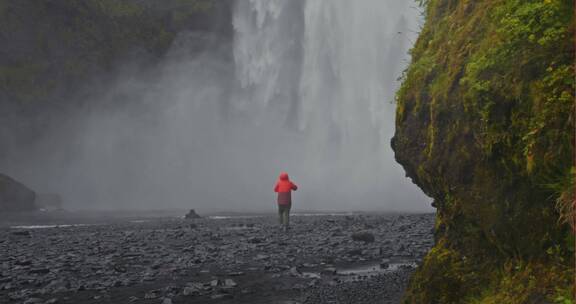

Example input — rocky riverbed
[1,212,434,304]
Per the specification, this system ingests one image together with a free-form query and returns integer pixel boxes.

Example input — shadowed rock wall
[0,173,36,212]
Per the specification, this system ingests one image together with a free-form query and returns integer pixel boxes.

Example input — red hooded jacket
[274,172,298,205]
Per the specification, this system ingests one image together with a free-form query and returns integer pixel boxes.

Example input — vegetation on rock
[0,0,231,160]
[392,0,574,302]
[0,0,226,105]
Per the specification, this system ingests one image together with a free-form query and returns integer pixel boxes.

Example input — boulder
[0,173,36,212]
[184,209,201,219]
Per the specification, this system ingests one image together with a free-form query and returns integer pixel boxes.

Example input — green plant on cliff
[393,0,574,303]
[0,0,217,105]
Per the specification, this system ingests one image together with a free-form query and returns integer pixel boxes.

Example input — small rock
[11,230,31,237]
[289,267,301,277]
[351,232,375,243]
[183,282,203,296]
[302,272,320,279]
[224,279,237,288]
[380,259,390,269]
[254,254,269,261]
[161,298,173,304]
[321,267,337,275]
[29,268,50,275]
[247,237,265,244]
[347,249,363,256]
[144,290,160,299]
[114,265,127,273]
[211,294,233,300]
[182,287,198,296]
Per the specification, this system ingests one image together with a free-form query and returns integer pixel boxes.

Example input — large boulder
[0,174,36,212]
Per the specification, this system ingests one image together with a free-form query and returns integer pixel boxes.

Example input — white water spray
[232,0,429,210]
[5,0,430,212]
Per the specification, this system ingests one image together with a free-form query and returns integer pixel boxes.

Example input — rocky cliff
[0,173,36,212]
[392,0,574,302]
[0,0,232,157]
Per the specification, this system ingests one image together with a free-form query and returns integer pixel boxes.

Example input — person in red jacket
[274,172,298,230]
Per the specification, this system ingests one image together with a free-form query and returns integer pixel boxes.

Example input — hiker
[274,172,298,230]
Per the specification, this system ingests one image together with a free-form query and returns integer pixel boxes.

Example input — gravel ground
[1,212,434,303]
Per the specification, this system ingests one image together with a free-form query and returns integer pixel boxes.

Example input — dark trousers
[278,204,291,227]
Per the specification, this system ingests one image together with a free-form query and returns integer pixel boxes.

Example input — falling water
[231,0,429,211]
[4,0,430,212]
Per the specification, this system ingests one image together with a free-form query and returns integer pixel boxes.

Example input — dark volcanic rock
[184,209,201,219]
[11,230,31,237]
[351,232,375,243]
[0,173,36,212]
[0,213,435,304]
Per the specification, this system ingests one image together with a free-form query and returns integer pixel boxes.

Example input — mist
[3,0,432,213]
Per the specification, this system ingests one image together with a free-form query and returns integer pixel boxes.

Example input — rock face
[0,0,233,161]
[0,174,36,212]
[392,0,574,302]
[0,0,232,105]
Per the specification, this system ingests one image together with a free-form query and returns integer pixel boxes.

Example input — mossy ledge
[392,0,574,303]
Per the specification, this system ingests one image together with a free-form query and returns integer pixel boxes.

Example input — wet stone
[224,279,237,288]
[211,293,233,300]
[161,298,173,304]
[29,268,50,275]
[0,213,434,304]
[351,232,375,243]
[12,230,32,237]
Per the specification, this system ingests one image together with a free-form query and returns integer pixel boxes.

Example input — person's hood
[279,172,289,181]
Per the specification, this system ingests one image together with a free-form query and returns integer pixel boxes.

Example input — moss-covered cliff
[0,0,231,156]
[392,0,574,302]
[0,0,230,104]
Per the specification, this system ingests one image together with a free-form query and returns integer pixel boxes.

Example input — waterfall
[6,0,430,212]
[232,0,428,210]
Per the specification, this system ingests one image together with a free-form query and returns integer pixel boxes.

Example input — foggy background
[2,0,432,213]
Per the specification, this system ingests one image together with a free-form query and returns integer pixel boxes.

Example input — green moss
[393,0,574,302]
[89,0,145,17]
[0,0,223,105]
[0,1,6,17]
[0,63,51,103]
